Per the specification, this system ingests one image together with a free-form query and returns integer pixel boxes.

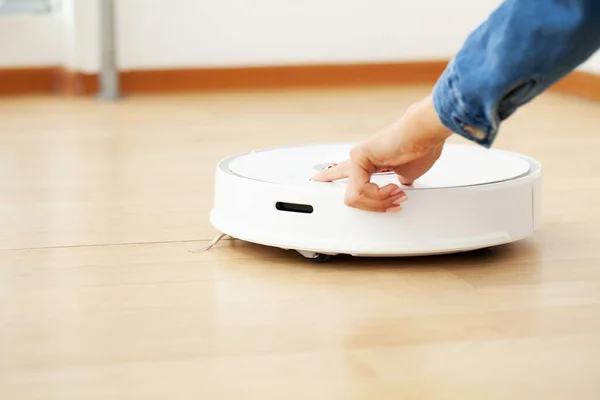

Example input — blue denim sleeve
[432,0,600,147]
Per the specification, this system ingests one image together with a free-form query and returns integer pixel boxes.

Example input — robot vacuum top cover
[227,143,531,189]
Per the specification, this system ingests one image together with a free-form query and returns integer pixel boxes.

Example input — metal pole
[98,0,120,100]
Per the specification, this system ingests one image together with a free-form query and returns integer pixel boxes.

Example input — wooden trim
[0,61,449,96]
[0,62,599,102]
[118,61,450,93]
[549,71,600,102]
[0,67,57,95]
[53,68,98,96]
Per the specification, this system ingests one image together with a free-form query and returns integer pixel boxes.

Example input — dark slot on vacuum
[275,202,314,214]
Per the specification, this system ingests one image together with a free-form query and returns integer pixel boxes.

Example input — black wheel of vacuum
[312,253,333,263]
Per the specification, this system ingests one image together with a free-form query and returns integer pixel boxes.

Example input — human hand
[312,94,451,212]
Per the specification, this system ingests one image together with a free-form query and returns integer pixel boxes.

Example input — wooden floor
[1,86,600,399]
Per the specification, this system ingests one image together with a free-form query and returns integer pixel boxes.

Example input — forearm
[433,0,600,147]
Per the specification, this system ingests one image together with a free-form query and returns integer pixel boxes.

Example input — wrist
[405,94,452,142]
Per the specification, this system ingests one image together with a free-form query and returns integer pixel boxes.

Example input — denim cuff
[432,60,499,148]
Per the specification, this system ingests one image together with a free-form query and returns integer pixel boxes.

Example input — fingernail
[393,196,407,205]
[391,187,403,196]
[387,206,402,213]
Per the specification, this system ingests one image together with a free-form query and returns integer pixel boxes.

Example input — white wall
[581,53,600,74]
[60,0,99,71]
[0,14,63,67]
[0,0,598,76]
[114,0,499,70]
[0,0,499,72]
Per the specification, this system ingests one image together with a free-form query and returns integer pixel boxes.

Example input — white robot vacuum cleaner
[209,143,542,262]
